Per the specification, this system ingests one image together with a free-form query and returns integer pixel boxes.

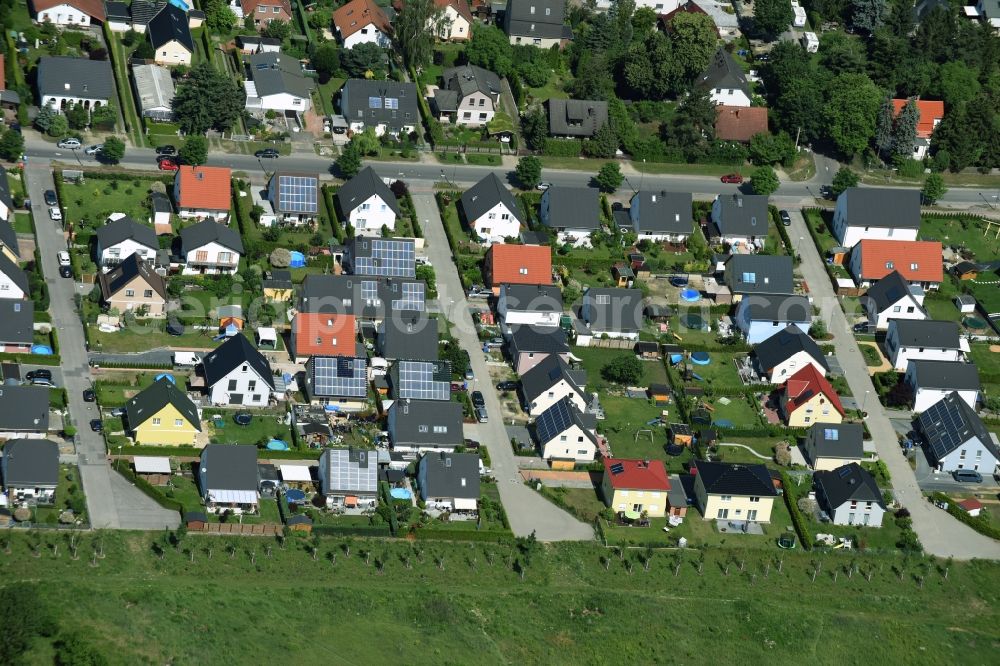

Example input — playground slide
[701,402,715,412]
[691,372,704,381]
[672,333,683,341]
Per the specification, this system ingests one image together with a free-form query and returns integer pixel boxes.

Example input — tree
[667,12,717,84]
[336,142,362,178]
[921,173,947,204]
[269,248,291,268]
[831,167,859,195]
[515,156,542,189]
[823,73,883,157]
[520,106,548,151]
[101,136,125,164]
[34,104,57,133]
[663,89,716,160]
[595,162,623,193]
[65,102,89,130]
[601,355,644,384]
[874,97,895,159]
[203,0,236,33]
[351,127,380,156]
[132,40,155,60]
[48,114,69,138]
[748,132,796,165]
[179,135,208,166]
[261,19,291,40]
[754,0,794,38]
[851,0,886,33]
[340,42,386,79]
[892,97,919,159]
[933,61,980,108]
[0,584,55,663]
[750,165,780,195]
[395,0,440,70]
[312,42,340,83]
[465,25,513,77]
[0,129,24,161]
[54,632,108,666]
[172,62,245,135]
[90,103,116,129]
[583,123,619,158]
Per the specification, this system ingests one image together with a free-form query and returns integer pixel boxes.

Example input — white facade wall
[98,239,157,270]
[0,270,26,299]
[870,295,927,330]
[435,6,471,40]
[936,437,1000,474]
[912,387,979,413]
[765,350,828,384]
[709,86,752,108]
[471,201,520,244]
[41,94,107,113]
[829,499,885,527]
[345,194,396,235]
[183,240,241,275]
[153,40,192,66]
[453,91,496,127]
[342,24,391,49]
[36,4,92,25]
[247,91,311,113]
[541,423,596,463]
[507,34,561,48]
[527,380,585,417]
[832,197,920,248]
[209,365,271,407]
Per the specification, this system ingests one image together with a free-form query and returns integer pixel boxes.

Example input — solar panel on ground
[277,175,318,214]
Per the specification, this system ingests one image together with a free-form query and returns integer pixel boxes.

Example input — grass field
[5,531,999,664]
[919,214,1000,262]
[59,177,165,227]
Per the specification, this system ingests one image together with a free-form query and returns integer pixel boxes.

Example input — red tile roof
[242,0,292,16]
[856,239,943,283]
[891,99,945,138]
[783,364,844,418]
[294,313,357,358]
[333,0,392,39]
[31,0,106,20]
[603,458,671,491]
[485,244,552,288]
[958,498,983,512]
[176,166,232,211]
[714,105,768,142]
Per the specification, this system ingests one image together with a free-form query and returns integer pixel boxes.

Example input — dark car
[43,189,58,206]
[463,438,481,450]
[496,380,518,391]
[59,265,73,278]
[83,388,96,402]
[852,322,872,333]
[779,210,791,226]
[156,145,176,155]
[25,369,52,382]
[90,419,103,432]
[471,390,485,408]
[953,470,983,483]
[255,148,279,159]
[720,173,744,184]
[819,185,835,200]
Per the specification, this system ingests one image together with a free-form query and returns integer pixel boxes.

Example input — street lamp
[861,390,871,418]
[978,192,995,210]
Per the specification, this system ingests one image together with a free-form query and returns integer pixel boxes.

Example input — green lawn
[715,437,779,465]
[860,344,883,367]
[571,347,667,392]
[969,343,1000,379]
[94,372,192,408]
[524,73,571,107]
[675,352,745,388]
[593,395,669,460]
[802,208,839,255]
[14,212,33,234]
[919,214,1000,262]
[87,324,222,353]
[707,394,761,428]
[204,409,292,448]
[59,177,167,227]
[967,278,1000,316]
[465,153,502,166]
[922,295,961,322]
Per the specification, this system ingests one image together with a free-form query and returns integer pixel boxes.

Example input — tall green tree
[823,73,883,157]
[667,12,717,85]
[203,0,236,33]
[312,42,341,83]
[515,156,542,189]
[465,25,513,77]
[892,98,919,159]
[172,62,245,135]
[101,136,125,164]
[0,129,24,161]
[594,162,623,193]
[47,114,68,138]
[340,43,386,78]
[65,102,89,130]
[754,0,794,38]
[584,124,619,158]
[179,135,208,166]
[874,97,895,159]
[750,165,780,195]
[932,62,980,108]
[851,0,886,33]
[520,107,548,151]
[662,89,715,160]
[831,166,859,195]
[749,132,796,165]
[921,173,946,204]
[395,0,441,70]
[261,19,290,40]
[336,142,362,178]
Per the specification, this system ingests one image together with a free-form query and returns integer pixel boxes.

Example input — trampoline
[266,439,289,450]
[713,419,734,428]
[284,489,306,503]
[31,345,53,355]
[154,373,176,384]
[680,288,701,303]
[691,408,712,425]
[166,320,185,336]
[682,314,704,329]
[670,275,689,287]
[234,413,253,426]
[390,488,412,500]
[289,251,306,268]
[690,352,710,365]
[665,444,685,456]
[963,317,987,330]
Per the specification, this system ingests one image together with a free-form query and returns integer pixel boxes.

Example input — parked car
[43,189,57,206]
[90,419,103,433]
[463,438,480,449]
[475,406,488,423]
[109,406,126,418]
[158,159,179,171]
[84,144,102,156]
[720,173,744,184]
[496,380,518,391]
[59,265,72,278]
[155,145,176,155]
[462,352,474,380]
[30,377,55,388]
[83,388,96,402]
[26,369,53,382]
[536,182,552,191]
[852,322,872,333]
[819,185,834,200]
[471,390,485,408]
[779,210,791,226]
[255,148,279,159]
[49,206,62,221]
[57,137,81,149]
[57,251,71,267]
[952,470,983,483]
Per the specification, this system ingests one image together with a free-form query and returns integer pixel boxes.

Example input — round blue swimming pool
[266,439,289,451]
[31,345,53,355]
[691,352,711,365]
[680,289,701,302]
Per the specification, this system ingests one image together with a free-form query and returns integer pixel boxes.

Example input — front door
[747,509,758,521]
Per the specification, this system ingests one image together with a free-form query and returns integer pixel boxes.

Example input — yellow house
[780,364,845,428]
[125,377,202,446]
[600,458,671,519]
[263,269,294,303]
[694,461,778,523]
[149,4,194,67]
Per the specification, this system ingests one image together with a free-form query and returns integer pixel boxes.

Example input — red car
[720,173,744,184]
[158,159,179,171]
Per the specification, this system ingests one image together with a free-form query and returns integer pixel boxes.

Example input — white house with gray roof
[625,191,693,243]
[37,56,114,112]
[832,188,921,248]
[723,254,794,299]
[803,423,864,471]
[814,463,886,527]
[431,64,501,127]
[0,300,33,354]
[199,444,259,512]
[340,78,419,136]
[521,355,587,416]
[179,220,244,275]
[2,439,59,504]
[460,172,524,243]
[0,385,50,438]
[417,451,480,511]
[735,294,811,344]
[860,270,928,330]
[540,186,600,247]
[917,392,999,474]
[504,0,572,47]
[336,166,400,235]
[536,396,598,464]
[0,252,28,300]
[497,284,562,327]
[711,193,770,248]
[905,360,980,413]
[245,52,314,114]
[885,319,965,371]
[95,214,158,271]
[698,48,751,107]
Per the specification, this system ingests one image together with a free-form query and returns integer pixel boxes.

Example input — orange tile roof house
[891,99,944,159]
[848,239,943,290]
[31,0,106,26]
[173,166,232,221]
[600,458,672,518]
[291,313,357,361]
[484,244,552,293]
[714,105,768,142]
[333,0,392,49]
[780,364,845,427]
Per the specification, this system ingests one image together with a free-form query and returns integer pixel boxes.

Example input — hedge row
[932,492,1000,540]
[543,138,583,157]
[779,470,812,551]
[311,524,393,537]
[91,360,173,370]
[0,352,61,366]
[410,528,513,543]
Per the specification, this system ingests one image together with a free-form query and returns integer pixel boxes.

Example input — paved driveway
[788,209,1000,559]
[412,193,593,541]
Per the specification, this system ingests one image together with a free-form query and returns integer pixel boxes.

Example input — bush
[779,471,812,551]
[542,138,584,157]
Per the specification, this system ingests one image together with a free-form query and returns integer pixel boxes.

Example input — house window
[885,261,894,269]
[519,268,528,275]
[152,418,161,426]
[463,112,471,119]
[174,419,183,427]
[959,449,966,459]
[219,252,233,264]
[750,496,760,503]
[195,250,208,262]
[248,381,256,391]
[747,509,758,521]
[720,495,732,502]
[533,38,541,45]
[717,509,729,519]
[910,263,918,270]
[559,435,567,441]
[488,212,496,219]
[125,289,135,297]
[433,425,447,433]
[848,513,856,524]
[143,290,153,298]
[273,6,280,11]
[479,112,488,119]
[892,306,901,313]
[577,449,587,455]
[478,98,485,107]
[252,394,261,402]
[228,380,238,391]
[108,248,121,257]
[418,425,428,433]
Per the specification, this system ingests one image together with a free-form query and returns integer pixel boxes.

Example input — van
[952,469,983,483]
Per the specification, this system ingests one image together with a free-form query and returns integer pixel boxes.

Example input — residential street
[411,193,594,541]
[787,209,1000,559]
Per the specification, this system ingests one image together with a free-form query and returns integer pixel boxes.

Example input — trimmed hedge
[931,492,1000,540]
[543,138,584,157]
[411,528,512,543]
[0,352,61,366]
[779,470,812,551]
[114,465,184,514]
[91,360,173,370]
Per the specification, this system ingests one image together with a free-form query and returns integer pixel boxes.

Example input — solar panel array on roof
[312,356,367,398]
[392,282,424,311]
[327,448,378,493]
[536,398,575,444]
[361,280,379,304]
[920,395,982,461]
[277,175,318,214]
[397,360,451,400]
[353,238,415,278]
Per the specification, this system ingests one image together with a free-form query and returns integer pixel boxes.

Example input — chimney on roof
[64,83,70,90]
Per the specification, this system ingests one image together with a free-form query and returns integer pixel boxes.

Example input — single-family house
[124,377,202,446]
[342,237,416,278]
[291,312,357,362]
[242,0,292,27]
[711,193,770,248]
[30,0,105,26]
[95,215,158,270]
[244,52,314,113]
[201,333,275,407]
[905,359,980,413]
[540,186,600,247]
[580,287,644,340]
[431,64,501,127]
[723,254,794,299]
[892,98,944,160]
[735,293,811,344]
[429,0,473,39]
[460,172,524,242]
[507,324,570,375]
[199,445,259,512]
[625,191,693,243]
[802,422,864,471]
[303,356,369,411]
[860,270,928,331]
[498,284,562,328]
[885,319,964,372]
[0,218,19,263]
[484,243,551,293]
[267,172,319,225]
[918,391,1000,473]
[814,463,887,527]
[848,239,943,289]
[547,98,608,138]
[520,355,587,416]
[336,166,400,235]
[831,188,921,248]
[1,439,59,504]
[752,325,830,384]
[417,451,480,511]
[693,461,778,522]
[377,311,439,360]
[340,78,419,136]
[97,254,167,316]
[131,64,175,120]
[298,274,427,322]
[179,220,243,275]
[0,385,50,438]
[388,399,464,453]
[780,364,845,427]
[536,396,598,465]
[503,0,572,47]
[697,48,751,107]
[0,300,33,355]
[601,458,671,517]
[37,56,113,112]
[389,360,451,401]
[333,0,391,48]
[174,166,232,221]
[127,0,169,33]
[147,3,193,66]
[714,105,768,142]
[0,172,12,225]
[0,252,28,300]
[318,447,378,507]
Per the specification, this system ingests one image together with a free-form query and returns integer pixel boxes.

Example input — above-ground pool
[670,275,689,287]
[31,345,53,355]
[289,251,306,268]
[154,373,176,384]
[285,489,306,503]
[266,439,289,451]
[691,352,711,365]
[670,353,684,365]
[682,314,704,329]
[680,288,701,303]
[964,317,987,330]
[390,488,412,500]
[691,409,712,425]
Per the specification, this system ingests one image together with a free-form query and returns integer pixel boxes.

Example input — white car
[84,144,102,156]
[49,207,63,222]
[56,138,81,149]
[57,251,71,267]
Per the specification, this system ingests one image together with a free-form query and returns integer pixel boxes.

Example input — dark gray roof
[918,392,999,461]
[442,64,501,100]
[695,461,777,497]
[862,270,924,313]
[753,325,829,372]
[629,191,692,235]
[814,463,885,509]
[341,79,420,132]
[130,0,167,24]
[299,275,426,319]
[0,385,49,432]
[105,1,130,20]
[504,0,569,39]
[125,377,201,430]
[582,287,644,333]
[389,399,464,448]
[2,439,58,487]
[430,88,459,114]
[336,166,400,216]
[520,230,550,245]
[0,300,33,345]
[805,422,864,459]
[541,186,600,231]
[547,98,608,137]
[378,311,439,360]
[419,451,480,500]
[500,283,563,313]
[98,254,166,300]
[698,48,749,94]
[739,294,811,323]
[508,324,569,356]
[263,269,293,290]
[714,193,770,238]
[520,355,585,405]
[908,360,980,391]
[201,333,275,389]
[179,220,244,254]
[890,319,960,349]
[535,396,597,447]
[36,56,114,100]
[150,191,173,214]
[0,219,18,259]
[460,173,524,226]
[200,445,258,491]
[0,170,12,213]
[147,3,193,52]
[612,208,632,232]
[248,52,314,98]
[0,251,28,295]
[724,254,793,294]
[96,215,158,251]
[839,188,921,230]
